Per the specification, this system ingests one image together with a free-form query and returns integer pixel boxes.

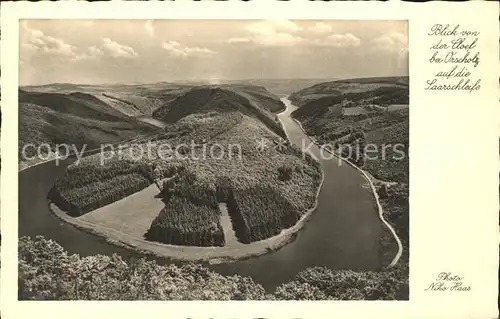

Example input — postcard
[0,1,498,318]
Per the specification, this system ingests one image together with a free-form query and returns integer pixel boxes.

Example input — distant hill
[21,82,193,117]
[289,76,409,108]
[223,79,337,96]
[222,84,287,113]
[153,85,287,139]
[170,79,336,96]
[19,89,158,160]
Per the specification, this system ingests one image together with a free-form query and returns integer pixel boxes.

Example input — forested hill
[21,82,193,117]
[152,85,286,140]
[47,82,319,248]
[18,89,158,160]
[289,76,409,109]
[20,89,139,122]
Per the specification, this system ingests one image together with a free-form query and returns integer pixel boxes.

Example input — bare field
[78,183,165,239]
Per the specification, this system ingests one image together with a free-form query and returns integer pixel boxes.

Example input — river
[18,97,382,292]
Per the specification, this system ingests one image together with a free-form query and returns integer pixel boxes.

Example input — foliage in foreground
[19,236,408,300]
[275,265,408,300]
[19,236,264,300]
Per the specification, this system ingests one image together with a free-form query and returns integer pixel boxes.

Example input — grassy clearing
[219,203,241,247]
[78,183,165,239]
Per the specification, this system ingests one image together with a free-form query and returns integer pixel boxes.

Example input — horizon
[20,74,409,88]
[20,20,408,86]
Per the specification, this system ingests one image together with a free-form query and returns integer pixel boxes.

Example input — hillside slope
[153,85,286,139]
[290,76,409,109]
[22,82,193,116]
[290,77,408,182]
[290,76,409,269]
[19,89,158,161]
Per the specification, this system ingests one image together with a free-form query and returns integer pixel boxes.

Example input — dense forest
[146,195,226,247]
[49,159,154,216]
[19,236,408,300]
[143,115,321,246]
[153,86,287,140]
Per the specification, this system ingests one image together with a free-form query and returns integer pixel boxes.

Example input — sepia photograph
[17,19,409,301]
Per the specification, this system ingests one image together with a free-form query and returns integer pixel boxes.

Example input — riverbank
[290,110,403,268]
[19,152,60,172]
[18,132,155,173]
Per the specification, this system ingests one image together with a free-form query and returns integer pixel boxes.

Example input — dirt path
[218,203,242,248]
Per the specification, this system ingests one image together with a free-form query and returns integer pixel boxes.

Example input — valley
[18,88,160,170]
[290,76,409,270]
